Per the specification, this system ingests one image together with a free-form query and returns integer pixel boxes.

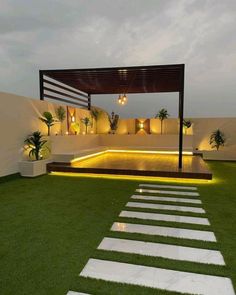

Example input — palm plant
[39,111,56,136]
[108,111,119,134]
[90,107,100,133]
[81,117,91,134]
[56,106,66,135]
[155,108,169,134]
[24,131,48,161]
[210,129,225,150]
[183,119,192,135]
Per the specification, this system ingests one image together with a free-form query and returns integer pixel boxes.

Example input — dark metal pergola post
[88,94,91,110]
[39,70,44,100]
[178,64,185,169]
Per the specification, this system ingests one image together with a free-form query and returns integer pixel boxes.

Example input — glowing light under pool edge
[70,149,193,163]
[49,171,217,184]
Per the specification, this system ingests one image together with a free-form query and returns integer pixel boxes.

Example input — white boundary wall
[0,92,236,177]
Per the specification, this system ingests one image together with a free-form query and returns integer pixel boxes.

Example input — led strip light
[70,149,193,163]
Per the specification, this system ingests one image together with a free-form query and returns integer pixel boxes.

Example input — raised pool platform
[47,151,212,180]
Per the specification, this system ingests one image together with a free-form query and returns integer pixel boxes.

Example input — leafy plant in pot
[91,107,101,133]
[155,108,169,134]
[56,106,66,135]
[24,131,48,160]
[108,111,119,134]
[19,131,50,177]
[210,129,225,150]
[81,117,91,134]
[183,119,192,135]
[39,111,57,136]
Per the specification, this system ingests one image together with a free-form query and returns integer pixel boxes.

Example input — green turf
[0,161,236,294]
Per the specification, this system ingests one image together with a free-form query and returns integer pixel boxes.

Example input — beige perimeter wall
[1,92,236,177]
[0,92,93,177]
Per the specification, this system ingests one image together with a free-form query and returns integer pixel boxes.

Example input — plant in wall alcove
[39,111,57,136]
[183,119,192,135]
[210,129,225,150]
[81,117,91,134]
[91,107,101,133]
[108,111,119,134]
[71,122,80,135]
[24,131,48,161]
[155,108,169,134]
[56,106,66,135]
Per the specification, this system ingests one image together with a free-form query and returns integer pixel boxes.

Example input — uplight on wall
[139,122,144,129]
[71,116,75,123]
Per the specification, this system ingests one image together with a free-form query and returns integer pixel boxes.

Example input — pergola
[39,64,185,168]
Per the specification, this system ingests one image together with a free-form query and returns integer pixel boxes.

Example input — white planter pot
[19,159,51,177]
[203,150,236,161]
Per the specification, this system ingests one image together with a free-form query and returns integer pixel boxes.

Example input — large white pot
[19,159,51,177]
[202,150,236,161]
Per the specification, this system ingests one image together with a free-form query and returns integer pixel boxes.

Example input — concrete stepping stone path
[111,222,216,241]
[98,237,225,265]
[126,201,205,214]
[74,183,235,295]
[136,188,200,196]
[80,259,235,295]
[67,292,90,295]
[131,194,202,204]
[139,184,198,191]
[120,210,210,225]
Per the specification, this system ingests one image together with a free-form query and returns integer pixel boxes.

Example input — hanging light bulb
[118,94,122,104]
[117,93,128,106]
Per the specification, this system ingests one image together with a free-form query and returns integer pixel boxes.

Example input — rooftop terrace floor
[48,152,212,180]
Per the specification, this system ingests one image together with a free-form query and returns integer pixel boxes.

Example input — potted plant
[71,122,80,135]
[81,117,91,134]
[19,131,50,177]
[91,107,101,133]
[203,129,229,160]
[210,129,225,150]
[183,119,192,135]
[56,106,66,135]
[155,108,169,134]
[108,111,119,134]
[39,111,57,136]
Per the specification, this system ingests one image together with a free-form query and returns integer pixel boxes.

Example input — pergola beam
[39,70,90,109]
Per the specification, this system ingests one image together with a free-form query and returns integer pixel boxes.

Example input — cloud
[0,0,236,117]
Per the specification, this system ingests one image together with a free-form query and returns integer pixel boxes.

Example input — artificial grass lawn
[0,161,236,295]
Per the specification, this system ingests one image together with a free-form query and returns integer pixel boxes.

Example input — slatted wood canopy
[39,64,185,168]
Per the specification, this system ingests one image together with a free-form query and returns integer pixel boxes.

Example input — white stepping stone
[136,188,199,197]
[98,237,225,265]
[132,194,202,204]
[67,292,90,295]
[111,222,216,241]
[139,183,198,191]
[120,210,210,225]
[80,259,235,295]
[126,201,205,214]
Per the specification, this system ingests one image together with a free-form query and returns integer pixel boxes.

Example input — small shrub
[210,129,225,150]
[155,108,169,134]
[24,131,48,160]
[108,111,119,134]
[39,111,56,136]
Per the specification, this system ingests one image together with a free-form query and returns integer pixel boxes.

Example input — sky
[0,0,236,118]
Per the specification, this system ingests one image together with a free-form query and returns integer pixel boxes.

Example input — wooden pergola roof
[40,64,184,95]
